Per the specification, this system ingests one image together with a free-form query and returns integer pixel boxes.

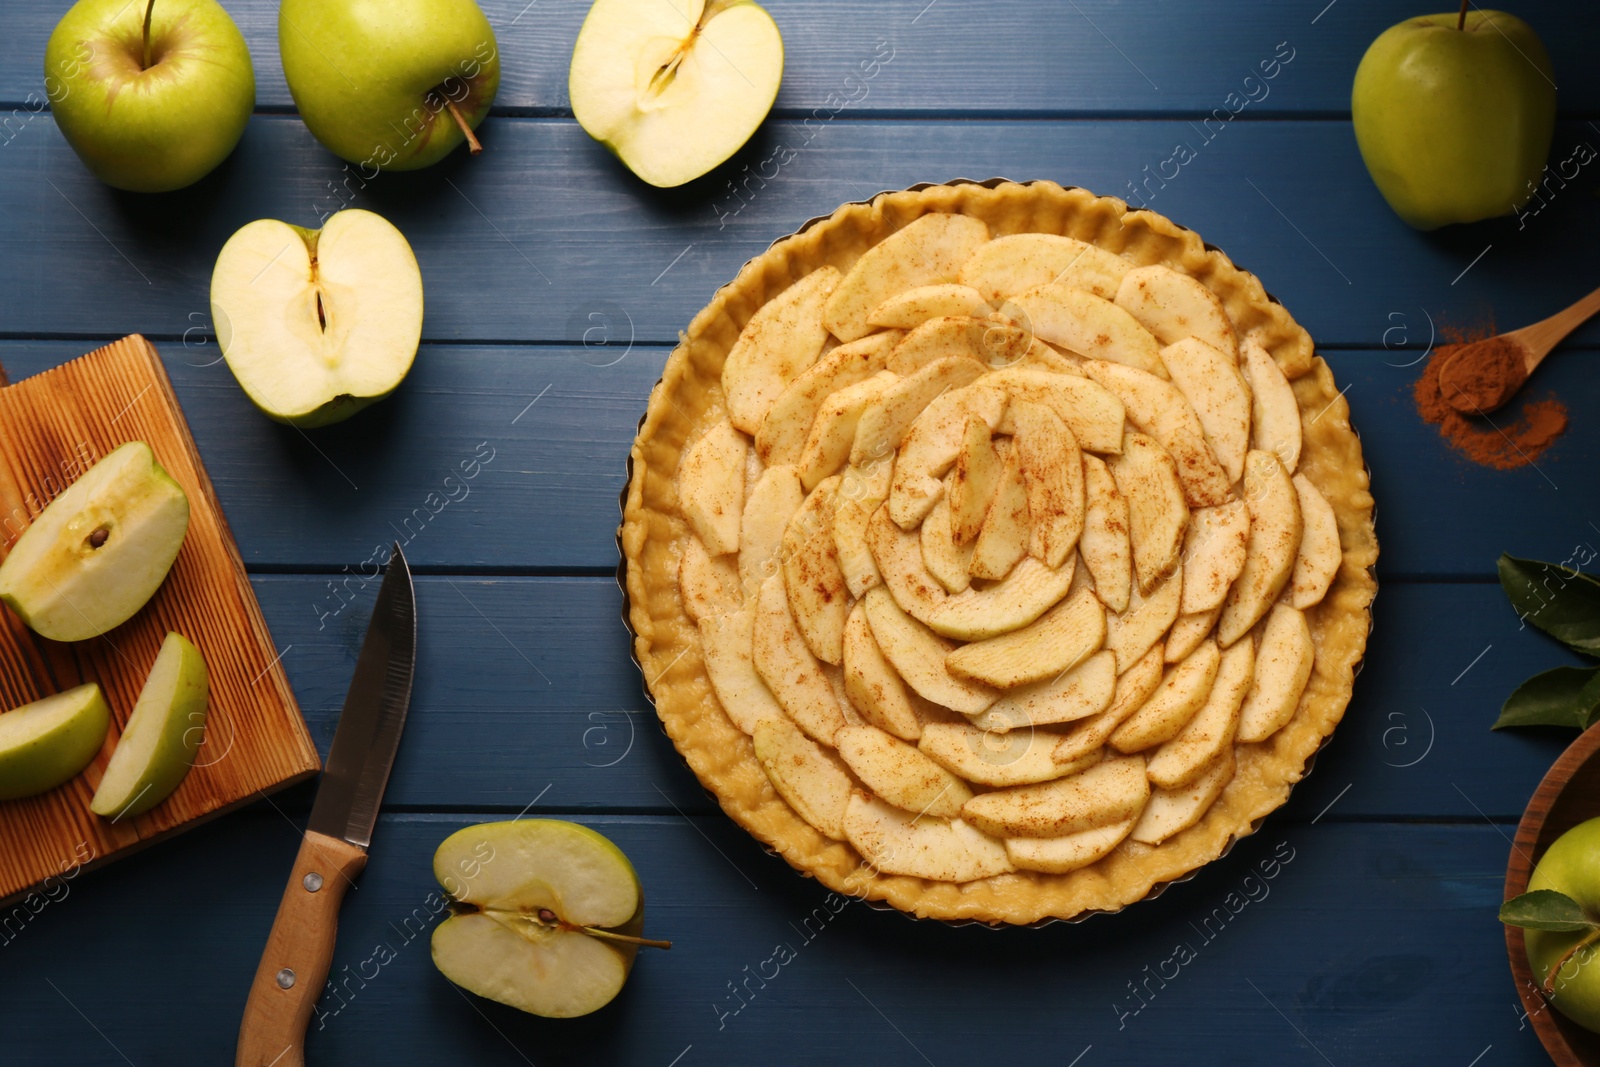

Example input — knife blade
[236,544,417,1067]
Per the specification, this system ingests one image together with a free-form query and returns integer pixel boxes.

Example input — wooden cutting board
[0,335,320,905]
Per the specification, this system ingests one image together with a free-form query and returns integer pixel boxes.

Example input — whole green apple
[44,0,255,193]
[1352,9,1556,230]
[279,0,500,172]
[1526,816,1600,1032]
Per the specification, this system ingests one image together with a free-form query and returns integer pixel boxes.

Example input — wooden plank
[0,337,319,905]
[3,1,1595,114]
[1,118,1597,350]
[0,812,1549,1064]
[238,575,1571,820]
[2,343,1592,579]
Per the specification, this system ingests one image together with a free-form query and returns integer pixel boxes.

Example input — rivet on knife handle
[235,832,369,1067]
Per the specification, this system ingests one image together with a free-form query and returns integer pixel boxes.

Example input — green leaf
[1500,889,1598,932]
[1499,554,1600,657]
[1493,665,1600,730]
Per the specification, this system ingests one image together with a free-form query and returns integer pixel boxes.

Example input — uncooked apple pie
[621,181,1376,924]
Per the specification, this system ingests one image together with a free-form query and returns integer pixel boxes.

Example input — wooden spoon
[1440,282,1600,414]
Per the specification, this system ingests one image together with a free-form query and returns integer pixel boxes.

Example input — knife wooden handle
[236,831,369,1067]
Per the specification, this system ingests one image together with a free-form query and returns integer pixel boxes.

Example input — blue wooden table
[3,1,1599,1062]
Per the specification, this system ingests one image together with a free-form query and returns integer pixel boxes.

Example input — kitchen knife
[236,543,417,1067]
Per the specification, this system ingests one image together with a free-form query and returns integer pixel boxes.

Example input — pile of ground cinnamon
[1412,332,1566,470]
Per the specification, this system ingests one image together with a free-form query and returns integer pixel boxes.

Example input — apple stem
[1542,925,1600,996]
[534,908,671,950]
[445,101,483,155]
[142,0,156,70]
[1456,0,1468,31]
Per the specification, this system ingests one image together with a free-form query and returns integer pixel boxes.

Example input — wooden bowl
[1507,722,1600,1064]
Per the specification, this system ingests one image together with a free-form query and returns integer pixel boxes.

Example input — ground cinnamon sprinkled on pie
[1412,329,1566,470]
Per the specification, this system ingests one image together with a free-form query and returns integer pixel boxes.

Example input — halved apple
[211,209,423,428]
[0,684,110,801]
[432,820,667,1018]
[569,0,784,188]
[91,633,209,818]
[0,442,189,643]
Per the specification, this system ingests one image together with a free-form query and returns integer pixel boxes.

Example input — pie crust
[620,180,1376,924]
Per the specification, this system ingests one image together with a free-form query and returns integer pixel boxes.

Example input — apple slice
[1160,337,1252,484]
[679,537,741,622]
[869,286,992,330]
[1145,637,1253,790]
[961,754,1149,838]
[753,716,853,839]
[842,603,922,740]
[973,650,1117,731]
[1217,450,1302,647]
[919,722,1089,788]
[678,420,747,555]
[432,820,666,1018]
[1080,455,1132,613]
[866,504,948,626]
[780,478,848,664]
[1004,283,1163,373]
[925,556,1076,641]
[1179,501,1250,615]
[738,465,804,592]
[888,384,1007,529]
[921,496,976,595]
[0,442,189,643]
[886,316,1030,374]
[212,209,422,428]
[862,587,997,716]
[851,356,988,468]
[1005,815,1136,874]
[1113,265,1239,358]
[1082,360,1230,508]
[1109,432,1189,595]
[834,463,891,598]
[756,332,899,466]
[824,214,991,342]
[751,574,847,744]
[1011,400,1084,568]
[1108,640,1220,753]
[984,366,1126,454]
[721,268,839,434]
[0,684,111,800]
[797,371,899,491]
[947,588,1105,690]
[1289,474,1341,609]
[959,233,1132,302]
[1236,604,1315,743]
[700,607,784,735]
[1241,338,1303,473]
[90,633,209,818]
[569,0,784,188]
[835,724,972,818]
[949,416,1004,546]
[1052,645,1165,763]
[969,443,1030,581]
[1103,564,1183,673]
[842,792,1013,882]
[1165,606,1221,663]
[1129,747,1234,846]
